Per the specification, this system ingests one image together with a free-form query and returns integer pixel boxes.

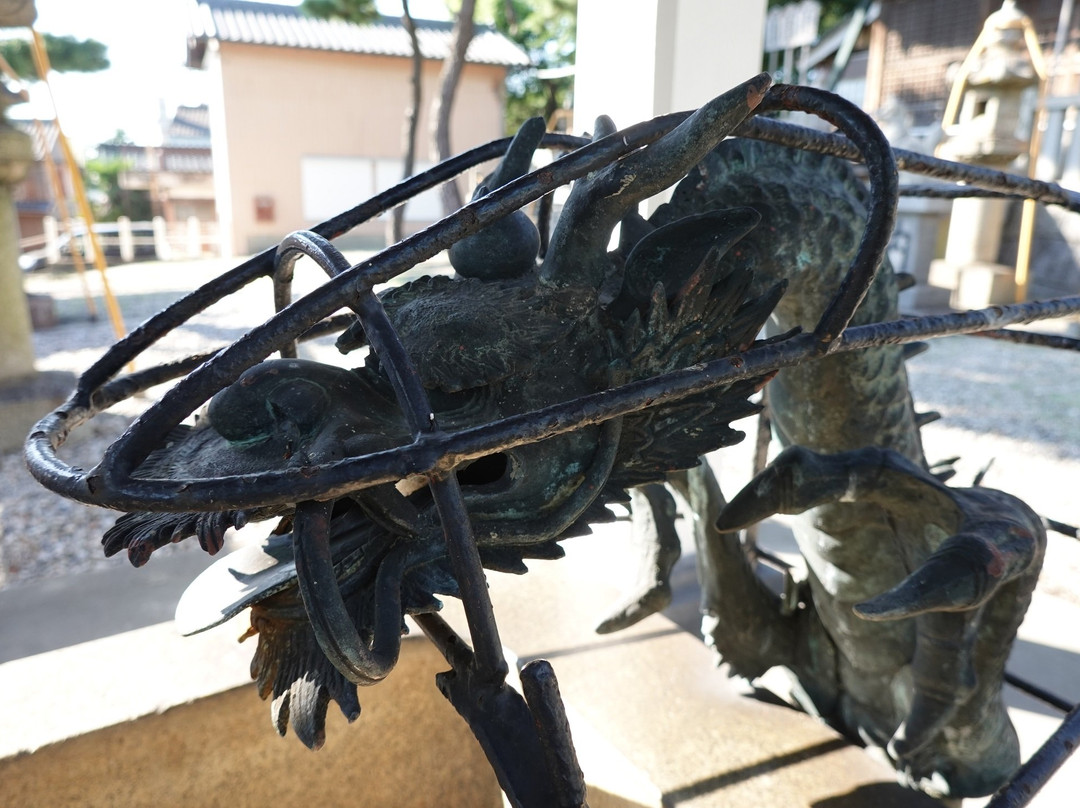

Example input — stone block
[954,261,1017,309]
[25,292,57,330]
[0,368,74,453]
[0,625,502,808]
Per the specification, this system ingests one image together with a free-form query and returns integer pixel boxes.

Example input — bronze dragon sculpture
[25,75,1061,802]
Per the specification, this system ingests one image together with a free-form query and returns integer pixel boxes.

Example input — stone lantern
[928,0,1043,309]
[939,0,1041,167]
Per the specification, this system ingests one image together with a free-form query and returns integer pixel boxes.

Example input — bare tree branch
[431,0,477,215]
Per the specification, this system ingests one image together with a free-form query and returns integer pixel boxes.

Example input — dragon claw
[716,444,1045,796]
[853,533,1005,621]
[715,445,885,533]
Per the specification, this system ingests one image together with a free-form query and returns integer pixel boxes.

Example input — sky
[10,0,451,155]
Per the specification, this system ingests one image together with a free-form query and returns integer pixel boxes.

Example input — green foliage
[103,130,134,147]
[85,147,152,222]
[300,0,378,24]
[0,33,108,79]
[492,0,576,133]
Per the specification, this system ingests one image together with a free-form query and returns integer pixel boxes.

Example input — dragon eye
[209,371,331,444]
[266,379,331,437]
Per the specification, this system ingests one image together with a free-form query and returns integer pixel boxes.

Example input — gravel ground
[3,257,1079,607]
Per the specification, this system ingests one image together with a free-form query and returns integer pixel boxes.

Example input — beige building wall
[210,42,509,256]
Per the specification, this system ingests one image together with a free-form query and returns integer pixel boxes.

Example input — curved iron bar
[27,83,893,509]
[298,312,360,343]
[970,328,1080,351]
[1003,671,1076,713]
[899,184,1040,201]
[757,86,899,349]
[291,498,406,685]
[273,252,302,360]
[32,92,1077,514]
[1046,517,1079,539]
[986,703,1080,808]
[735,116,1080,211]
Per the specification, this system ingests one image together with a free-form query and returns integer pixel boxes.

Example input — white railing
[21,215,221,267]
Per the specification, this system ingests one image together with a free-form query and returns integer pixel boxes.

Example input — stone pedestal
[0,122,72,452]
[924,195,1020,311]
[0,126,36,380]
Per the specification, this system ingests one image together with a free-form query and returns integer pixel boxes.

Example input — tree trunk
[431,0,476,215]
[393,0,422,243]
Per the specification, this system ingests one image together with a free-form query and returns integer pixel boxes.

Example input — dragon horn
[449,117,547,280]
[540,73,772,290]
[486,115,547,190]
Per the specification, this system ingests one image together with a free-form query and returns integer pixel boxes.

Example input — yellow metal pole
[28,28,126,341]
[32,118,98,319]
[1015,16,1049,303]
[1015,136,1043,303]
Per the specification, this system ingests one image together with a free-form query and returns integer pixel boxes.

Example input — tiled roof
[188,0,530,68]
[166,104,211,147]
[96,143,214,175]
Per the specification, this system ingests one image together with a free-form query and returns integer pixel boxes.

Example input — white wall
[575,0,768,135]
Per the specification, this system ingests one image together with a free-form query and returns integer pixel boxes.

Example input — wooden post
[152,215,172,261]
[186,215,201,258]
[117,215,134,262]
[43,213,58,264]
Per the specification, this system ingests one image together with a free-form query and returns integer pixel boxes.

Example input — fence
[19,215,221,268]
